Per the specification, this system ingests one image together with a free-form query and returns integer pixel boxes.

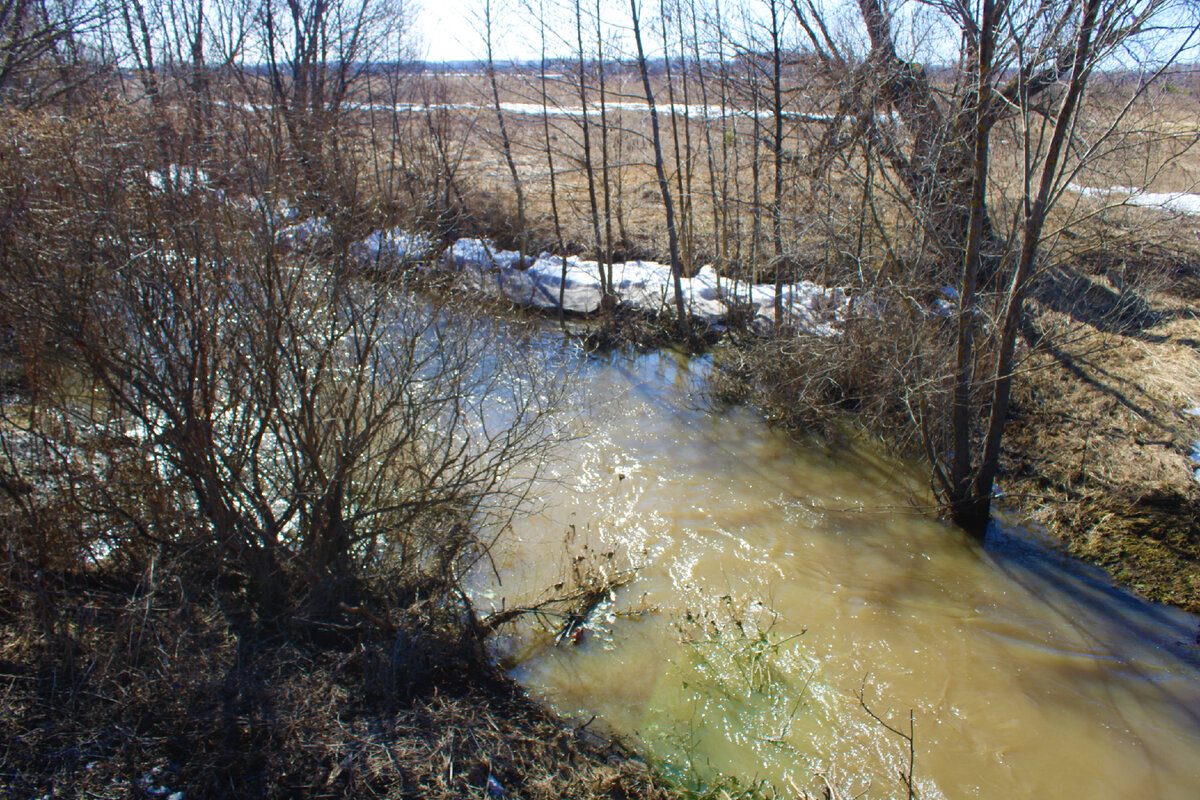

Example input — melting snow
[434,237,853,335]
[352,228,437,268]
[145,164,210,192]
[277,217,331,248]
[1069,183,1200,216]
[181,193,856,334]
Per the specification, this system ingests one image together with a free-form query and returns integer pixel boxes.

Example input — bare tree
[945,0,1200,530]
[1,0,564,630]
[0,0,90,102]
[786,0,1200,531]
[482,0,529,255]
[3,122,563,623]
[630,0,694,340]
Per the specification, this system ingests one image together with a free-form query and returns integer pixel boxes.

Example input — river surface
[479,347,1200,799]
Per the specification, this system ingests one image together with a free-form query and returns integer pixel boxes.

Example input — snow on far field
[1069,183,1200,216]
[353,99,834,122]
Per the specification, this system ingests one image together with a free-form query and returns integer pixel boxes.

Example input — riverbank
[1001,252,1200,614]
[0,588,676,800]
[715,242,1200,616]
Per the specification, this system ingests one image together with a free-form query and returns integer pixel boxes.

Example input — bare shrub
[0,99,565,638]
[713,292,950,450]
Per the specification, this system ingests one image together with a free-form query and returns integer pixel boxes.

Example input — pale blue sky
[412,0,1200,67]
[416,0,553,62]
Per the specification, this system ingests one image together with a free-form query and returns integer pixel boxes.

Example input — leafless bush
[0,97,565,638]
[712,290,951,448]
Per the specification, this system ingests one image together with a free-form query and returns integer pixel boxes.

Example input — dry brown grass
[999,232,1200,612]
[0,530,677,799]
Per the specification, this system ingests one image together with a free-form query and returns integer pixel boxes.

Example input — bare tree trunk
[769,0,784,260]
[661,0,694,274]
[961,0,1105,533]
[484,0,528,258]
[629,0,693,343]
[945,0,997,533]
[573,0,606,306]
[689,4,723,277]
[748,58,764,300]
[538,5,569,320]
[595,0,615,307]
[189,0,210,161]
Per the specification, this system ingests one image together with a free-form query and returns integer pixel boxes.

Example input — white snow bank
[275,218,434,267]
[277,217,330,248]
[610,260,728,321]
[731,280,849,336]
[145,164,210,192]
[1069,183,1200,216]
[670,264,728,322]
[610,259,675,309]
[441,238,531,274]
[440,242,600,312]
[436,237,854,335]
[515,255,605,313]
[242,196,301,225]
[1128,191,1200,215]
[352,227,437,269]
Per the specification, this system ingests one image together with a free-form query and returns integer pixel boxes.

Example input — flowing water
[480,347,1200,799]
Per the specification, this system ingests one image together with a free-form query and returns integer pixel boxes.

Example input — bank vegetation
[3,0,1200,795]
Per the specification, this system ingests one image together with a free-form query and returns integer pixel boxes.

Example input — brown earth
[0,565,678,799]
[1001,242,1200,614]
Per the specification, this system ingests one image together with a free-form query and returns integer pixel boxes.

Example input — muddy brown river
[479,348,1200,798]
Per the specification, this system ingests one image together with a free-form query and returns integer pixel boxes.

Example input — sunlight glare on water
[481,348,1200,799]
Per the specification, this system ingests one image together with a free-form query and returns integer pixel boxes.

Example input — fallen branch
[479,574,632,642]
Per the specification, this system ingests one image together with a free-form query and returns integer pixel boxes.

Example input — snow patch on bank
[435,237,853,334]
[353,227,438,269]
[1189,441,1200,484]
[277,217,331,248]
[178,191,855,334]
[145,164,211,192]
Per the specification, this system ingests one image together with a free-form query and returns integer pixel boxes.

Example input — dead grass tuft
[710,293,949,453]
[0,551,677,799]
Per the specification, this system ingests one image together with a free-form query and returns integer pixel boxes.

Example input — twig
[857,677,917,800]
